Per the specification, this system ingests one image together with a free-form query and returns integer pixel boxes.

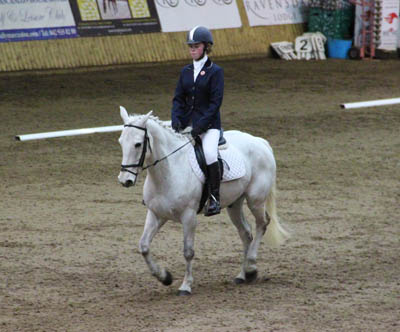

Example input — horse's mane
[128,113,188,140]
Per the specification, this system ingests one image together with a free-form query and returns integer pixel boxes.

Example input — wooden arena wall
[0,3,304,72]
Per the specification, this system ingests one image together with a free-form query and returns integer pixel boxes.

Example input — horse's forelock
[127,113,143,124]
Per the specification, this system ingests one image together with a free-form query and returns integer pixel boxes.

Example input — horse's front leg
[178,209,197,296]
[139,210,172,286]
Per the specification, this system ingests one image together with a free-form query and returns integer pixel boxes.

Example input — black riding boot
[205,161,221,217]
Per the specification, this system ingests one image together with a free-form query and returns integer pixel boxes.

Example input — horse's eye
[135,143,142,148]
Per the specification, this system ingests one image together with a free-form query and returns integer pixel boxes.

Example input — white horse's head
[118,106,153,187]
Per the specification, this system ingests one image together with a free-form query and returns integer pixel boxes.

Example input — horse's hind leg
[227,196,254,284]
[139,210,172,286]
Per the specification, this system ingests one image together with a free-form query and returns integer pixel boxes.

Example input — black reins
[120,124,193,176]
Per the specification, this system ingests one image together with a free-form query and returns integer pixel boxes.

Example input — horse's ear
[143,110,153,124]
[120,106,130,124]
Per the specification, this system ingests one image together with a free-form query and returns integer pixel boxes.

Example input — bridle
[120,124,151,177]
[120,124,193,177]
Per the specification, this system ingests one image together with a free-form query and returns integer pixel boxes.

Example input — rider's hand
[191,127,203,138]
[172,120,182,133]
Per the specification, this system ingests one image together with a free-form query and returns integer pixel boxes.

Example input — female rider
[171,26,224,217]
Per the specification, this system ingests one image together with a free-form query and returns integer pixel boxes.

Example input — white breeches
[200,129,220,165]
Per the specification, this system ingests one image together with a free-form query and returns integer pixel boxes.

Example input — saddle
[194,131,226,214]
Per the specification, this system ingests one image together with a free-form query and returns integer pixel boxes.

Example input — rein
[120,124,193,176]
[143,138,193,170]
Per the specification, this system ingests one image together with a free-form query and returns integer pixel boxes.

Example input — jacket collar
[188,57,213,71]
[204,58,213,69]
[193,55,208,70]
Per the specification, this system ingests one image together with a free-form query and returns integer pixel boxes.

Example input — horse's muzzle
[118,172,137,188]
[122,180,134,188]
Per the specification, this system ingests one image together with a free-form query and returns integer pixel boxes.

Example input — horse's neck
[146,119,188,183]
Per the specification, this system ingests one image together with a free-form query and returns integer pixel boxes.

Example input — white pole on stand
[15,125,124,142]
[341,98,400,109]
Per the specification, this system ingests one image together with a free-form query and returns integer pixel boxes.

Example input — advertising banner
[0,0,78,42]
[155,0,241,33]
[379,0,399,50]
[69,0,161,36]
[354,0,399,51]
[398,17,400,49]
[243,0,308,27]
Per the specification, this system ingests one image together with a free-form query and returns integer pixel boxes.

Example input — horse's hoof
[234,277,245,285]
[245,270,258,283]
[162,271,173,286]
[177,290,191,296]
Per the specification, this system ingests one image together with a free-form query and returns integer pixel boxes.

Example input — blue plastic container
[327,39,352,59]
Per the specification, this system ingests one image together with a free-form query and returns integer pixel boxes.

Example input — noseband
[120,124,151,177]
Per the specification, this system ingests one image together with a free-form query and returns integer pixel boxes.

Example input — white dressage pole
[341,97,400,109]
[15,125,124,142]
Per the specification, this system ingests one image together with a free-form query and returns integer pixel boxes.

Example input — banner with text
[0,0,78,42]
[243,0,308,27]
[155,0,241,33]
[69,0,161,36]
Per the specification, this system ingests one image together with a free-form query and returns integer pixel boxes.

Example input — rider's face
[189,43,205,61]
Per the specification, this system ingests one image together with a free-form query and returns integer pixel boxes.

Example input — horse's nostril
[124,180,134,187]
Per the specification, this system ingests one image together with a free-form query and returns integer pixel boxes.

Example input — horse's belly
[220,175,251,207]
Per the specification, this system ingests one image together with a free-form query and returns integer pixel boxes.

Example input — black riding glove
[191,126,204,138]
[172,120,182,133]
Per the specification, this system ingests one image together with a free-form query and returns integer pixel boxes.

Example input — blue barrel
[327,39,353,59]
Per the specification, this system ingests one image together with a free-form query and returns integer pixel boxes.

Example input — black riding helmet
[187,26,213,45]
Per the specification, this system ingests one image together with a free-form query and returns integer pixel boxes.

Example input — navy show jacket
[171,58,224,131]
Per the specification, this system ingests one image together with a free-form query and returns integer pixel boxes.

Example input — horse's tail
[265,180,291,247]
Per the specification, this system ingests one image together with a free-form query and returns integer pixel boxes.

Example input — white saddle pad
[188,144,246,183]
